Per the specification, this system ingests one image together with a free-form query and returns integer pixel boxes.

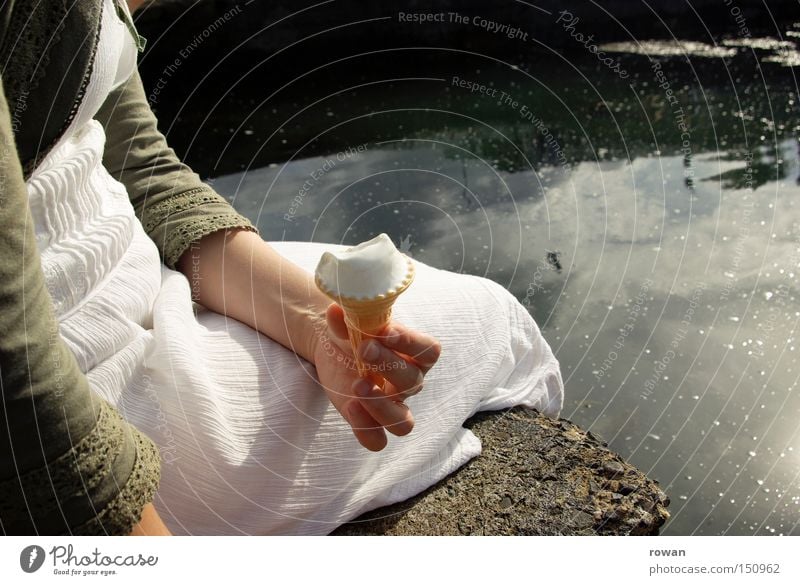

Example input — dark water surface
[171,30,800,534]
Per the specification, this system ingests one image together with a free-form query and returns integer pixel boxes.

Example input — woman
[0,0,563,535]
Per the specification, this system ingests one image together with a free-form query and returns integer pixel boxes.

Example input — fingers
[322,374,387,451]
[322,309,441,448]
[353,378,415,437]
[359,339,425,400]
[325,307,443,375]
[378,322,442,372]
[345,399,387,451]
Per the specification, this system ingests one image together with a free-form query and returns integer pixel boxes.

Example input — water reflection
[210,50,800,535]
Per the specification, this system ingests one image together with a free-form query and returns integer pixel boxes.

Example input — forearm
[176,228,330,363]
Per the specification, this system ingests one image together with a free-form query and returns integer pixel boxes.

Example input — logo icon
[20,545,45,573]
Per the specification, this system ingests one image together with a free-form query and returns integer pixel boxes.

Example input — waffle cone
[315,259,415,387]
[340,296,398,384]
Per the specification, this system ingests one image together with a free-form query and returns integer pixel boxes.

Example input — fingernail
[353,379,372,397]
[361,340,379,361]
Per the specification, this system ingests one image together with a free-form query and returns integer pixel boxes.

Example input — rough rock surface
[333,407,670,535]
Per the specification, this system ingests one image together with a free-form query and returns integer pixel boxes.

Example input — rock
[332,407,670,535]
[601,460,626,477]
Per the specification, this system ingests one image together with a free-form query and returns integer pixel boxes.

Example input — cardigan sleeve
[95,69,260,270]
[0,78,161,535]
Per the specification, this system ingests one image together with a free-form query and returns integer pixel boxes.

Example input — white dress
[25,0,564,535]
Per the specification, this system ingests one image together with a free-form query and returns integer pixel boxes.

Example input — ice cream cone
[315,258,415,388]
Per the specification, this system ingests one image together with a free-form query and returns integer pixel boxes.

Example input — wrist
[301,305,329,364]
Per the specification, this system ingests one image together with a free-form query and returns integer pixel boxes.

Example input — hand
[311,304,441,451]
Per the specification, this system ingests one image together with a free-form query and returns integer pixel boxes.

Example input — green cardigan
[0,0,259,534]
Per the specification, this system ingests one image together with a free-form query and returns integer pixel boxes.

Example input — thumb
[325,303,351,342]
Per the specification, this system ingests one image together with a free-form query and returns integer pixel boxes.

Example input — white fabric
[25,0,564,535]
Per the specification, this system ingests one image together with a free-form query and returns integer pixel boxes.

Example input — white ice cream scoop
[315,233,414,301]
[314,234,415,386]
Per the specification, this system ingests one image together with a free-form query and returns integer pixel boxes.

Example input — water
[175,31,800,535]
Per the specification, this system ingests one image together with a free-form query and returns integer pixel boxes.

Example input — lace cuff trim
[139,187,260,269]
[70,409,161,535]
[0,400,162,535]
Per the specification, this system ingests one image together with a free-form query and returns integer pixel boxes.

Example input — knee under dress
[24,0,564,534]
